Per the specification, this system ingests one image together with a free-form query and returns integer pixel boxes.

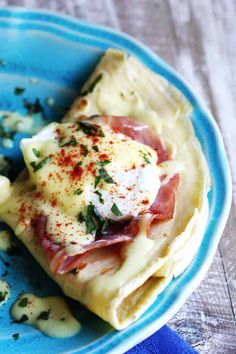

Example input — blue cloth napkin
[126,325,198,354]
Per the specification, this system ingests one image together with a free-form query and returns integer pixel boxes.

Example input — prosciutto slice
[103,115,170,163]
[150,174,179,222]
[35,215,135,274]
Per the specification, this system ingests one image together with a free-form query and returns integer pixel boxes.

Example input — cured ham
[35,214,134,274]
[100,115,170,163]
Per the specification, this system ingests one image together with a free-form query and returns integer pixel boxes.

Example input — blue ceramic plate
[0,7,232,354]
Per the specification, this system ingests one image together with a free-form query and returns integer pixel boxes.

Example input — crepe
[0,49,210,329]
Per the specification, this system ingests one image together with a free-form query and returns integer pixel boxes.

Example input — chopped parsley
[141,151,151,164]
[32,148,40,158]
[92,145,99,152]
[82,204,109,235]
[77,212,84,223]
[111,203,122,216]
[81,73,103,96]
[18,297,28,307]
[18,314,29,323]
[94,190,104,204]
[101,219,110,234]
[37,309,51,321]
[14,87,25,95]
[95,160,111,167]
[24,98,44,114]
[74,188,83,196]
[79,121,104,137]
[80,144,89,157]
[60,137,77,147]
[0,290,8,302]
[0,126,14,140]
[94,167,115,188]
[30,156,51,172]
[76,161,82,166]
[94,176,101,189]
[12,333,20,340]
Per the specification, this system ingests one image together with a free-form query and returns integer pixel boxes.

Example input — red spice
[142,199,149,205]
[99,153,109,160]
[70,241,78,245]
[51,199,57,207]
[34,192,41,199]
[109,141,114,144]
[48,173,53,178]
[41,181,46,187]
[141,163,145,168]
[86,162,96,177]
[19,202,26,214]
[93,137,99,144]
[71,165,83,180]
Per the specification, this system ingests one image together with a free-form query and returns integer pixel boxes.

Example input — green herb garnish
[83,204,101,234]
[60,137,77,147]
[30,156,51,172]
[18,314,29,323]
[0,126,14,140]
[83,204,107,235]
[79,121,104,137]
[76,161,82,166]
[101,219,110,234]
[81,73,103,96]
[37,309,51,321]
[111,203,122,216]
[141,151,151,164]
[32,148,40,158]
[18,297,28,307]
[74,188,83,196]
[14,87,25,95]
[77,212,84,223]
[80,144,89,157]
[94,168,114,188]
[0,290,8,302]
[12,333,20,340]
[99,168,114,183]
[94,191,104,204]
[92,145,99,152]
[95,160,111,167]
[94,176,101,188]
[24,98,44,114]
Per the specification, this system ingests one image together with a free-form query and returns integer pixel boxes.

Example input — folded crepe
[0,49,210,329]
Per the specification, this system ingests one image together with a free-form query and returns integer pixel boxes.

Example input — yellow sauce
[11,293,81,338]
[0,280,10,306]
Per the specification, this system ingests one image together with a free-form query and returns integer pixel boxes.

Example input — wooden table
[2,0,236,352]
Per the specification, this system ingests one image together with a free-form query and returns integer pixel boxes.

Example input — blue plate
[0,7,232,354]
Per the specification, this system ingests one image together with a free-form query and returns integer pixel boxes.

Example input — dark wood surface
[2,1,236,353]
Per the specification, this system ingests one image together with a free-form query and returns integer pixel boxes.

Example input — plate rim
[0,6,232,354]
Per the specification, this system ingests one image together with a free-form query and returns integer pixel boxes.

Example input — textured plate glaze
[0,7,232,354]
